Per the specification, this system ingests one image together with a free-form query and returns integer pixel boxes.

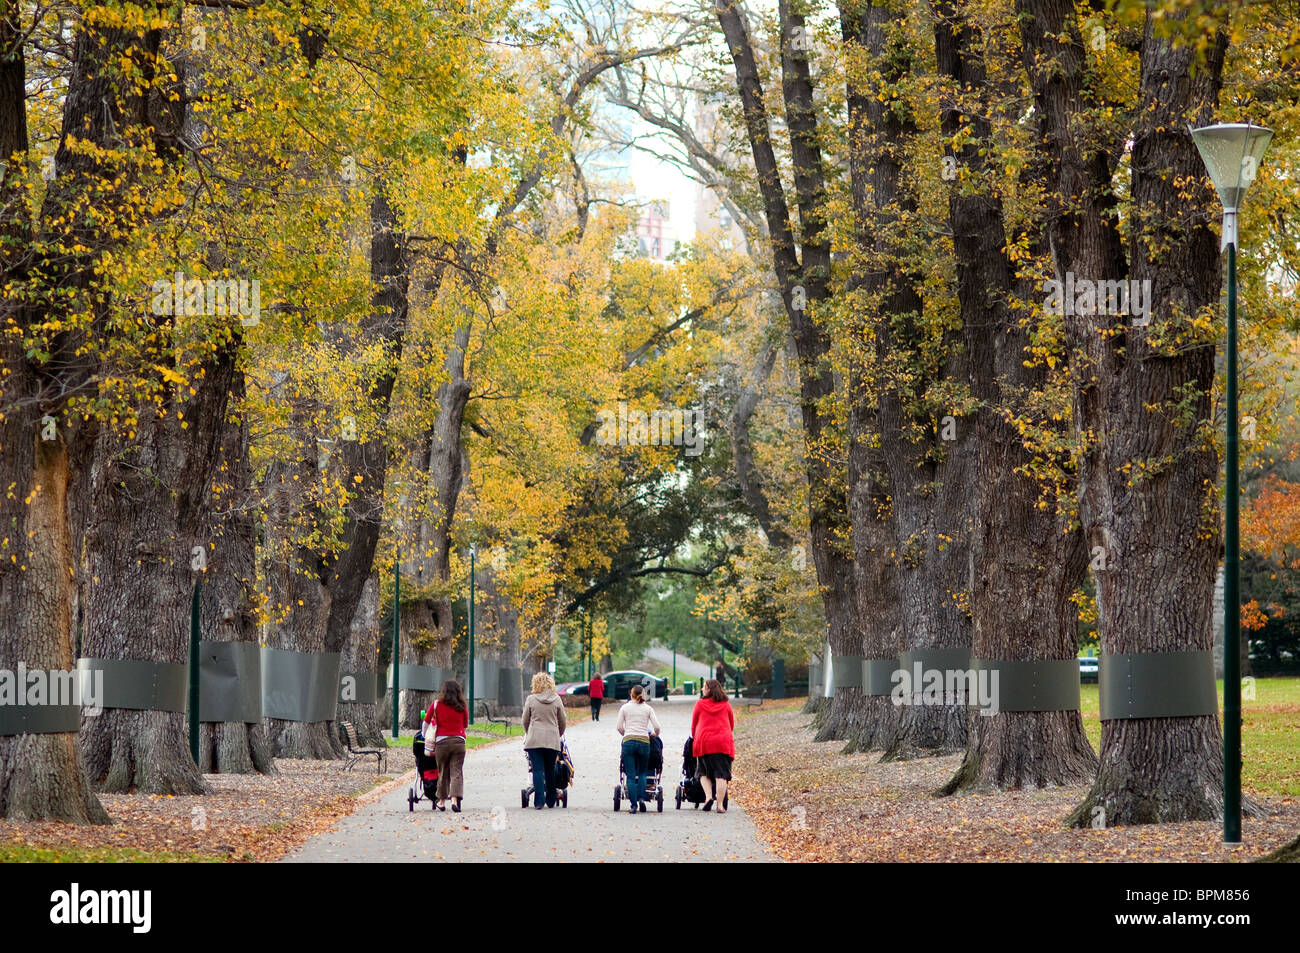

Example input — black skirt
[697,753,733,781]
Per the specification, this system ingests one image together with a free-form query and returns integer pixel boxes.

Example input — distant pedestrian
[431,680,468,812]
[616,684,661,814]
[691,679,735,813]
[588,673,605,720]
[522,672,567,808]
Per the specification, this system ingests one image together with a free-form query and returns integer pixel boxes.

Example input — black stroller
[521,739,572,808]
[675,735,728,810]
[407,731,440,811]
[614,734,664,812]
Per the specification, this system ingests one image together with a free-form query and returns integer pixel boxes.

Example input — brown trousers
[434,737,466,800]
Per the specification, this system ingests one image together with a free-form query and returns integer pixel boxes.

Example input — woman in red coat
[690,679,736,813]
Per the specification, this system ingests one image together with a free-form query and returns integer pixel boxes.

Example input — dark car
[589,670,668,701]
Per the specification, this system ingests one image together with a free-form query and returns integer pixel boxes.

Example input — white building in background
[693,89,748,255]
[636,200,674,260]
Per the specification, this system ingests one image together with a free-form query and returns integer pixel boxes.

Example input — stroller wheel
[657,790,664,812]
[521,788,529,809]
[613,788,621,812]
[408,789,415,812]
[561,790,568,808]
[675,790,682,809]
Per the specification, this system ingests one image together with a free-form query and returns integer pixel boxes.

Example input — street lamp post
[188,579,201,766]
[392,495,406,739]
[475,546,480,722]
[392,537,400,739]
[1192,122,1273,845]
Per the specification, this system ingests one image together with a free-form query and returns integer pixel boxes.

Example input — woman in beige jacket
[522,672,567,808]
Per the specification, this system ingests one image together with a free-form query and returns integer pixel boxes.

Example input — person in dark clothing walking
[588,673,605,721]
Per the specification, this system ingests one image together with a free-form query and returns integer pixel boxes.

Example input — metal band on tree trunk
[261,648,342,723]
[808,657,824,697]
[75,658,189,713]
[198,641,263,723]
[832,654,865,689]
[1099,650,1218,720]
[498,668,523,707]
[863,659,899,696]
[969,658,1080,712]
[337,670,379,704]
[0,702,82,735]
[473,659,500,702]
[387,664,446,693]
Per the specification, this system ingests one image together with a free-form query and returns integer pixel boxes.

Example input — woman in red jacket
[430,680,469,812]
[690,679,735,813]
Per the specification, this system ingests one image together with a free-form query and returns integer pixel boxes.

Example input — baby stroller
[675,736,728,810]
[521,739,572,808]
[407,730,440,811]
[614,734,664,812]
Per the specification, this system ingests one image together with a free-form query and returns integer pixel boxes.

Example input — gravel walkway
[285,697,777,863]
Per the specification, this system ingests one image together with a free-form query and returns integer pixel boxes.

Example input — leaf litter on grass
[733,707,1300,863]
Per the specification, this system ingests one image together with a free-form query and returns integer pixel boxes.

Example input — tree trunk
[262,187,412,756]
[262,452,341,759]
[0,418,110,822]
[835,0,970,761]
[1260,833,1300,863]
[1019,0,1232,824]
[837,0,905,756]
[399,321,471,723]
[338,575,387,746]
[198,368,275,774]
[398,593,445,729]
[931,0,1096,792]
[80,341,236,794]
[0,1,172,823]
[716,0,858,737]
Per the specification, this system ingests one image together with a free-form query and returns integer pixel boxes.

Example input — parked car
[554,682,583,695]
[1079,656,1099,683]
[570,670,667,700]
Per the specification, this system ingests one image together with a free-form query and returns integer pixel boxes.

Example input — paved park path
[643,646,712,680]
[286,696,777,863]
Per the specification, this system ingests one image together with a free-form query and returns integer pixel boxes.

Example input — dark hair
[440,679,466,712]
[702,679,727,703]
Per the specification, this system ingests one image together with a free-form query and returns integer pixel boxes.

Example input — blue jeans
[622,738,650,805]
[526,748,558,807]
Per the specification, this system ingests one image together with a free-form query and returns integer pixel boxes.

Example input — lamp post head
[1191,122,1273,250]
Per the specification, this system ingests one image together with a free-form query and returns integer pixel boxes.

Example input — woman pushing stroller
[690,679,735,812]
[424,680,469,812]
[616,684,661,814]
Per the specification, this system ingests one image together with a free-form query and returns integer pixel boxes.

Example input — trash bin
[683,681,694,696]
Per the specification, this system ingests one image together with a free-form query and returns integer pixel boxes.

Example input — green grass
[0,844,224,863]
[1078,676,1300,797]
[382,730,500,750]
[466,720,525,737]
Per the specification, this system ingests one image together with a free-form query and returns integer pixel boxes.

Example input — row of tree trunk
[718,0,1240,824]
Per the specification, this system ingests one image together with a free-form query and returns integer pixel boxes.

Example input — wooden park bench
[339,720,388,774]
